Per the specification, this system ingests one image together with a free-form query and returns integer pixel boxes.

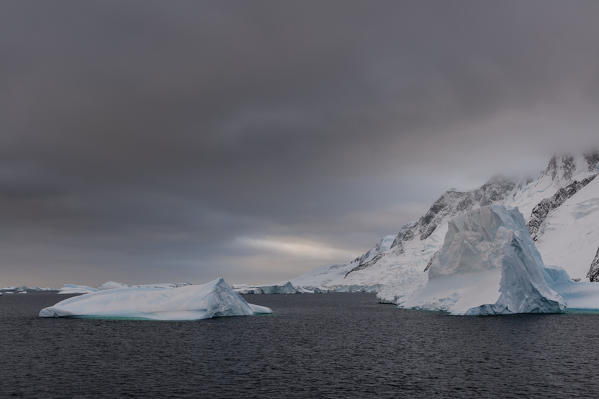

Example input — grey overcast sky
[2,0,599,287]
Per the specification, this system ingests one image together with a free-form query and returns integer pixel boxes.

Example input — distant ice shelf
[0,286,55,294]
[40,278,272,321]
[57,281,191,294]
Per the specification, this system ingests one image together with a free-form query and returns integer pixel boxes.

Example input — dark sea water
[2,292,599,398]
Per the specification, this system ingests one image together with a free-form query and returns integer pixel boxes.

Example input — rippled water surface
[2,292,599,398]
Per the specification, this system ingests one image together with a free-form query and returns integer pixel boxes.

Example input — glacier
[399,205,566,315]
[40,278,272,321]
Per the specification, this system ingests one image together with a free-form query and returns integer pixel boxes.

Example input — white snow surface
[535,177,599,280]
[40,278,272,321]
[400,206,565,315]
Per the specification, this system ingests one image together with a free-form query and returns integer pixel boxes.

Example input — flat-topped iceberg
[40,278,272,321]
[1,286,55,294]
[58,284,99,295]
[233,281,298,294]
[400,205,566,315]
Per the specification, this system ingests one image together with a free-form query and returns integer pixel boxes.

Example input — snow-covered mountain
[291,152,599,302]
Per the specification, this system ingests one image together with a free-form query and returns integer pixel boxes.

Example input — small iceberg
[58,284,99,295]
[400,205,566,315]
[233,281,298,294]
[40,278,272,321]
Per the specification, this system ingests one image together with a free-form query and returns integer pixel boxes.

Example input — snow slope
[40,278,271,321]
[535,177,599,280]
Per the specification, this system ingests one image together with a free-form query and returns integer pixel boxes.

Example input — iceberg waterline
[39,278,272,321]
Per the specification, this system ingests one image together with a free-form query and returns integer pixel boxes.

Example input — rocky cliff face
[386,177,517,252]
[587,248,599,282]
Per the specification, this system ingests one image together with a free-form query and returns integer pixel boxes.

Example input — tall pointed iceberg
[401,205,566,315]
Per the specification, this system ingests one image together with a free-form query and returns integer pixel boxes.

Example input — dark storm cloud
[2,0,599,286]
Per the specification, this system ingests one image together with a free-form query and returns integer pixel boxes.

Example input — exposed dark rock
[345,235,396,278]
[585,150,599,172]
[390,223,416,249]
[416,176,515,240]
[423,251,438,272]
[587,248,599,282]
[345,253,384,277]
[545,154,576,182]
[528,174,597,240]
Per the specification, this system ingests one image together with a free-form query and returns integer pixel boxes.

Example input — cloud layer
[2,0,599,286]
